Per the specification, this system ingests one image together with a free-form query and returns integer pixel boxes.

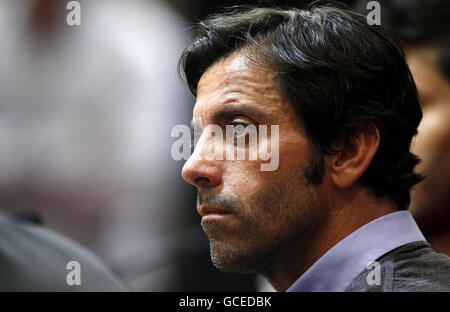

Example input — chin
[209,240,267,274]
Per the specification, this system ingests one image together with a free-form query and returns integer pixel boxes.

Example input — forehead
[194,52,288,118]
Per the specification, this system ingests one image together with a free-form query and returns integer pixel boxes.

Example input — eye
[234,123,245,136]
[231,122,248,137]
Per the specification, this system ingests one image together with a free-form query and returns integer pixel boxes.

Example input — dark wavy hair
[179,4,423,210]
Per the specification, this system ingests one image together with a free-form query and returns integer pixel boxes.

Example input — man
[179,5,450,291]
[354,0,450,257]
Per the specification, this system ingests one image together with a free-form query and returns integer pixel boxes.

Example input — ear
[326,122,380,189]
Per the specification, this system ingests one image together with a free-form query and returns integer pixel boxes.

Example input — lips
[197,206,231,221]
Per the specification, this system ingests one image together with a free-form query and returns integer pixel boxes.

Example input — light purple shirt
[286,211,426,292]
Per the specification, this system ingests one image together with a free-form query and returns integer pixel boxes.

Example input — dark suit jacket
[345,241,450,291]
[0,212,127,291]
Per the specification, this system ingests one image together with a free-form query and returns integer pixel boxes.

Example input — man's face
[407,46,450,223]
[181,52,326,273]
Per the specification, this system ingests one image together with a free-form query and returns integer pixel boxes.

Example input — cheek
[221,160,269,204]
[219,130,309,204]
[276,135,309,176]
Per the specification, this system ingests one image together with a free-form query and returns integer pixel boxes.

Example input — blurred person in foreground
[354,0,450,256]
[0,0,135,292]
[0,0,192,290]
[179,4,450,291]
[0,211,127,291]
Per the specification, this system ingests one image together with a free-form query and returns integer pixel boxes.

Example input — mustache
[197,191,243,211]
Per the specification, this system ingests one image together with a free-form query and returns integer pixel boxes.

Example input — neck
[263,187,398,292]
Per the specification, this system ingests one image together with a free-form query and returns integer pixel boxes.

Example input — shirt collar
[286,211,426,292]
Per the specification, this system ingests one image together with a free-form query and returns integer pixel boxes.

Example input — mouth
[198,205,232,222]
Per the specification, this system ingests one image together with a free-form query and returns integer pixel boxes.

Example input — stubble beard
[203,168,326,275]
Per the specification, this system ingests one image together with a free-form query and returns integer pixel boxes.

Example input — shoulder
[346,241,450,292]
[0,213,127,291]
[388,241,450,291]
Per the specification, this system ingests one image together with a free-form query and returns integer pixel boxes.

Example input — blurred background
[0,0,448,291]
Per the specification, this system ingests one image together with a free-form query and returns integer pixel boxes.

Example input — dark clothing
[0,212,127,291]
[346,241,450,292]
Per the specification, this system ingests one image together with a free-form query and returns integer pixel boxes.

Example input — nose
[181,133,222,189]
